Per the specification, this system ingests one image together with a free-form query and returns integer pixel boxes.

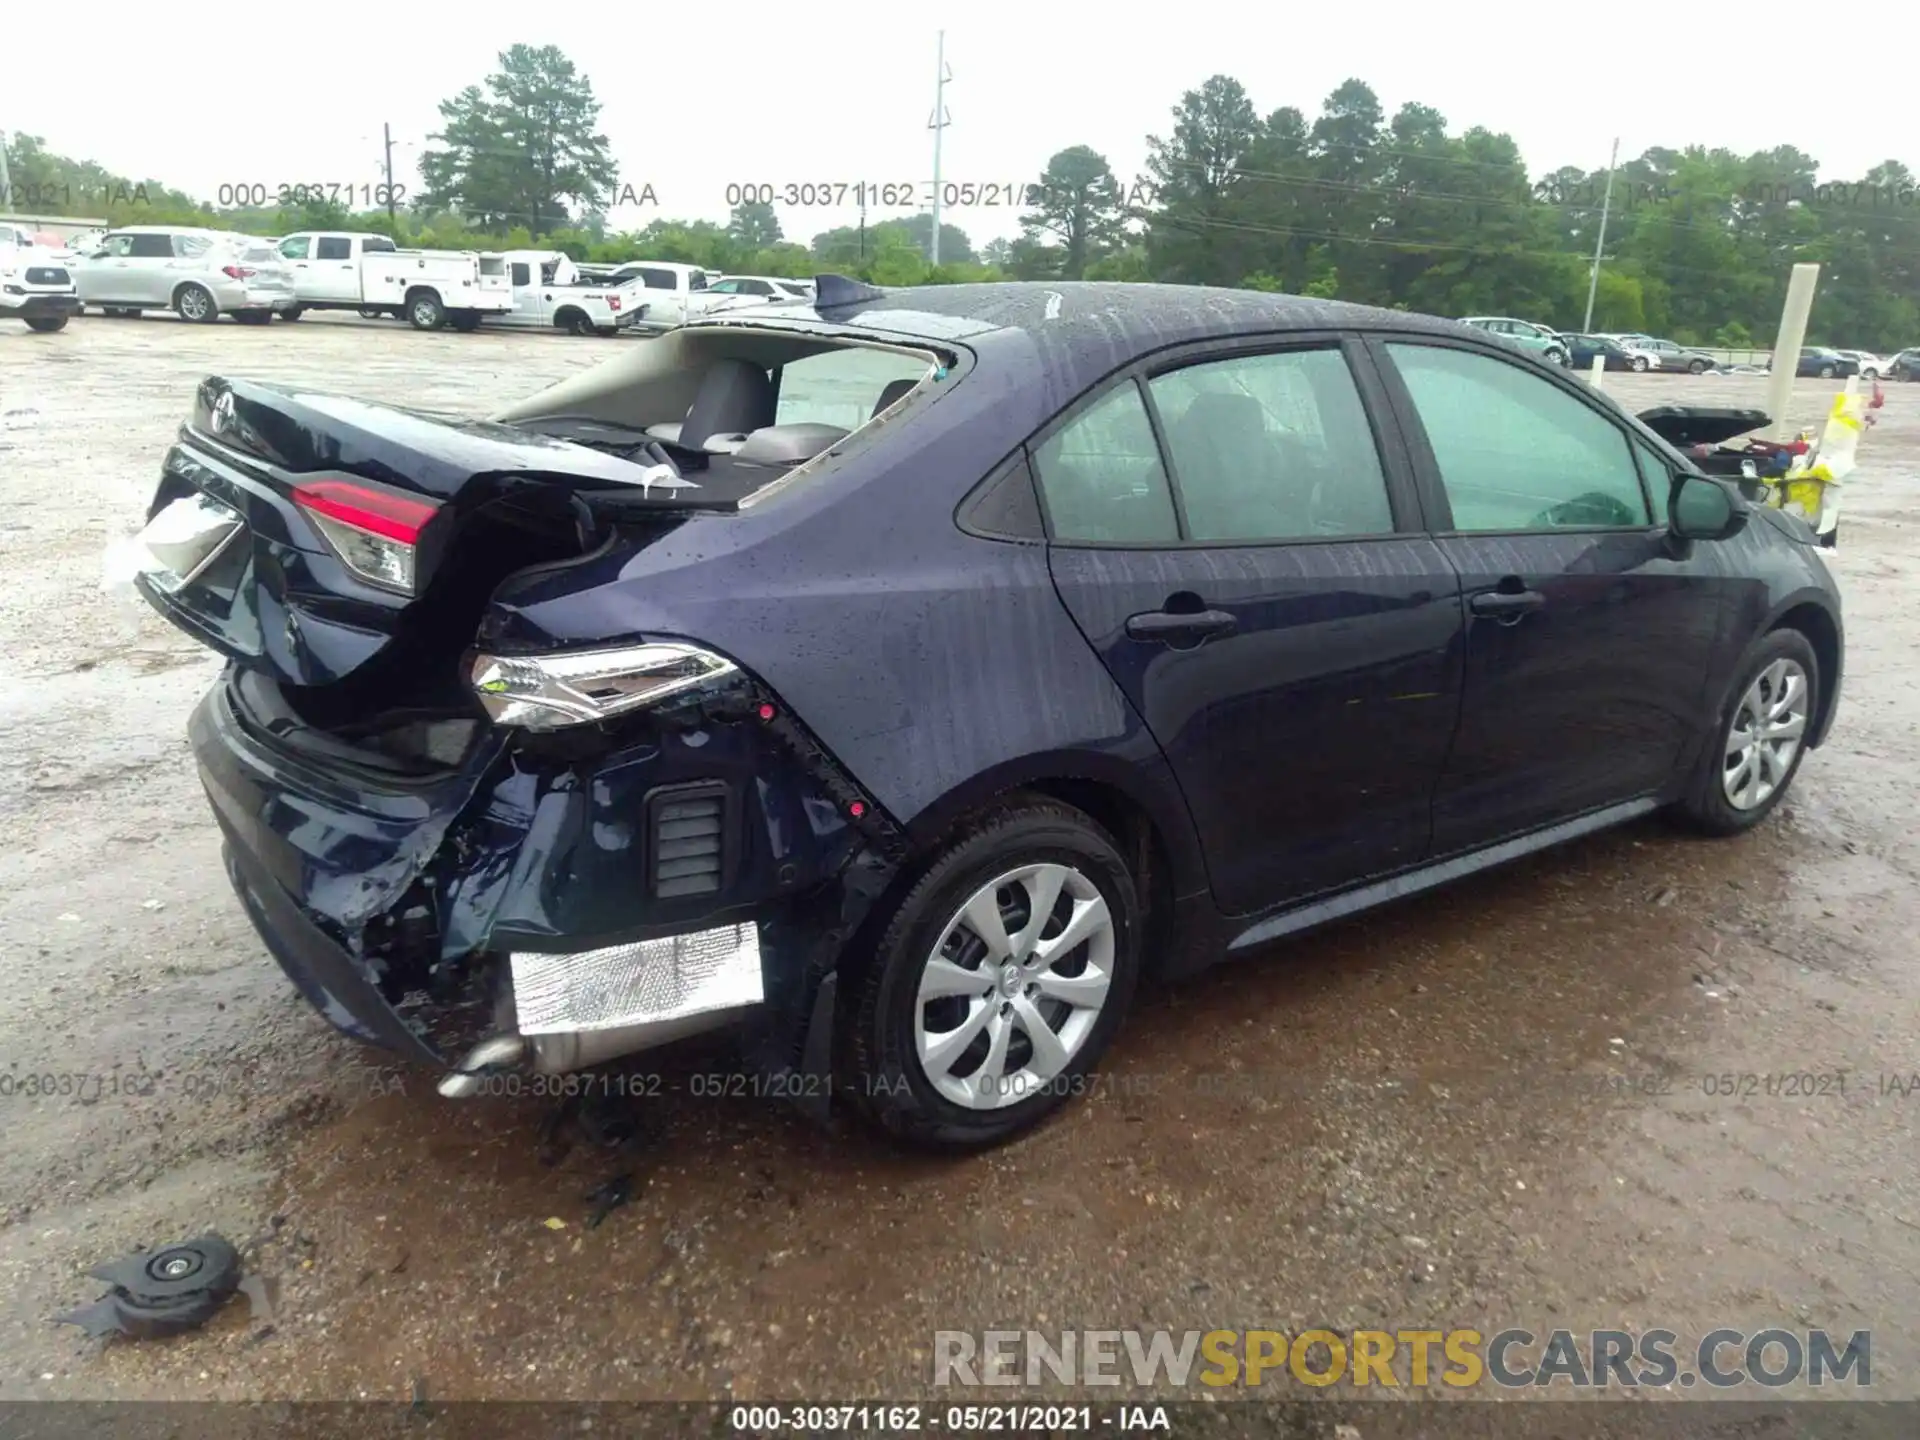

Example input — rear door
[308,235,360,303]
[1038,334,1465,916]
[1368,336,1722,853]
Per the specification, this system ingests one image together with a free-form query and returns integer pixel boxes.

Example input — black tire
[1545,347,1567,367]
[24,315,69,333]
[1668,628,1820,837]
[174,284,218,323]
[405,290,445,330]
[231,311,271,325]
[1819,364,1836,379]
[359,307,385,321]
[555,308,593,336]
[279,306,303,321]
[842,796,1141,1151]
[1688,359,1708,374]
[1630,355,1649,372]
[448,311,483,333]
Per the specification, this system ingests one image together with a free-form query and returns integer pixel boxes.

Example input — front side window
[1386,343,1651,531]
[279,236,311,260]
[1147,347,1394,541]
[638,268,675,290]
[102,234,135,258]
[1032,382,1180,544]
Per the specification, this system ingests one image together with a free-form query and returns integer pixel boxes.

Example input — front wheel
[174,284,217,323]
[843,797,1141,1151]
[279,306,303,321]
[1545,347,1567,367]
[1668,629,1819,836]
[1819,364,1836,379]
[1688,359,1708,374]
[24,314,70,333]
[406,291,445,330]
[1630,355,1649,372]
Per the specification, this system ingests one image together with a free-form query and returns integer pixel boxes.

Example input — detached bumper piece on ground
[123,279,1844,1150]
[55,1236,245,1340]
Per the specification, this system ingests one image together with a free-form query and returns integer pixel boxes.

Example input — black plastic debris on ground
[583,1172,636,1229]
[54,1234,244,1340]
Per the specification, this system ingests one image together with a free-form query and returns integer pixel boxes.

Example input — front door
[1037,337,1465,916]
[78,233,137,303]
[1369,337,1721,853]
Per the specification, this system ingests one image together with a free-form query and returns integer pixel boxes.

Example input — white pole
[930,31,947,267]
[1589,354,1605,389]
[1581,137,1619,334]
[1766,263,1821,442]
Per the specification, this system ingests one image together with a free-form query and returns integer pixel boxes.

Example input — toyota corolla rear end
[129,352,931,1100]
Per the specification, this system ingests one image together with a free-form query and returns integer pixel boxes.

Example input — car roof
[704,280,1468,391]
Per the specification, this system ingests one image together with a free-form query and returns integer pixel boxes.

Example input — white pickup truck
[0,233,81,332]
[488,250,646,337]
[598,260,765,330]
[273,231,513,330]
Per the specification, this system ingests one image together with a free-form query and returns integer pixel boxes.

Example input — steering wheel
[1531,490,1640,528]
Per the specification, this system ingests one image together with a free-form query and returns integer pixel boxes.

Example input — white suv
[74,227,297,323]
[0,238,81,332]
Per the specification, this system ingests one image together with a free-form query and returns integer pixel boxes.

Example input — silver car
[75,227,296,323]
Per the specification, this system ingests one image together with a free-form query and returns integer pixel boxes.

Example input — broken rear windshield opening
[500,333,942,510]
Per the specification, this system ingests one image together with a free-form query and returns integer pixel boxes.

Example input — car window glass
[1387,343,1652,530]
[1630,436,1672,524]
[279,236,311,260]
[103,234,135,258]
[540,260,558,283]
[315,237,351,260]
[690,270,709,290]
[1148,347,1393,541]
[241,245,278,263]
[510,262,530,286]
[364,236,396,253]
[1033,382,1180,544]
[639,268,674,290]
[129,233,175,258]
[772,346,930,430]
[709,279,738,292]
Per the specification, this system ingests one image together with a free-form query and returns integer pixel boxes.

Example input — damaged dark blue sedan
[131,277,1843,1149]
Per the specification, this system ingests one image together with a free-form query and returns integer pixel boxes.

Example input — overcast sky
[6,3,1911,252]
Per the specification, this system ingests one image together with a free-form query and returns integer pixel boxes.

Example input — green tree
[1018,145,1127,279]
[728,200,783,248]
[418,45,616,235]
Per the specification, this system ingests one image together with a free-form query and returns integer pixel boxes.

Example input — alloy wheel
[912,862,1115,1110]
[1723,658,1809,810]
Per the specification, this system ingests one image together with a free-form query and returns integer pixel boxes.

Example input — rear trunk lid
[129,377,724,691]
[1635,405,1770,449]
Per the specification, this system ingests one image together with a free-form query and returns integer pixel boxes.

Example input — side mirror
[1670,473,1748,542]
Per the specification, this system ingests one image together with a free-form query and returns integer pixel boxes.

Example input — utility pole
[927,31,951,266]
[382,123,398,229]
[1581,135,1620,334]
[0,130,14,213]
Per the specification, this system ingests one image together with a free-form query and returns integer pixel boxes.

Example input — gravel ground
[1,313,1916,1418]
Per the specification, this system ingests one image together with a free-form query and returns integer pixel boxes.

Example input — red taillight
[293,479,436,543]
[607,294,621,312]
[221,265,255,280]
[291,478,439,594]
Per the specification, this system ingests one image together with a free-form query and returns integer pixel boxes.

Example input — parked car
[122,279,1843,1150]
[1459,316,1568,365]
[489,249,646,336]
[74,227,296,323]
[0,233,81,331]
[1613,336,1718,374]
[708,275,815,302]
[274,231,514,329]
[600,261,762,328]
[1832,350,1891,379]
[1890,348,1920,381]
[1563,333,1660,371]
[1770,347,1860,379]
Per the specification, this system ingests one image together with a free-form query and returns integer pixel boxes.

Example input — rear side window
[175,235,213,258]
[315,236,352,260]
[242,245,278,263]
[1032,382,1180,544]
[129,233,174,258]
[1147,347,1393,541]
[510,262,531,286]
[364,236,396,253]
[1387,343,1651,531]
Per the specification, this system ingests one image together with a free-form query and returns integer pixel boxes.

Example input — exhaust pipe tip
[437,1034,529,1098]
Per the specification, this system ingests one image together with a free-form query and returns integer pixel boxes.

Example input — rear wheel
[359,307,385,321]
[1630,354,1649,372]
[843,797,1140,1151]
[1668,628,1818,836]
[25,314,69,333]
[1819,364,1836,379]
[232,311,271,325]
[1545,347,1568,367]
[406,290,445,330]
[1688,358,1708,374]
[174,284,217,323]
